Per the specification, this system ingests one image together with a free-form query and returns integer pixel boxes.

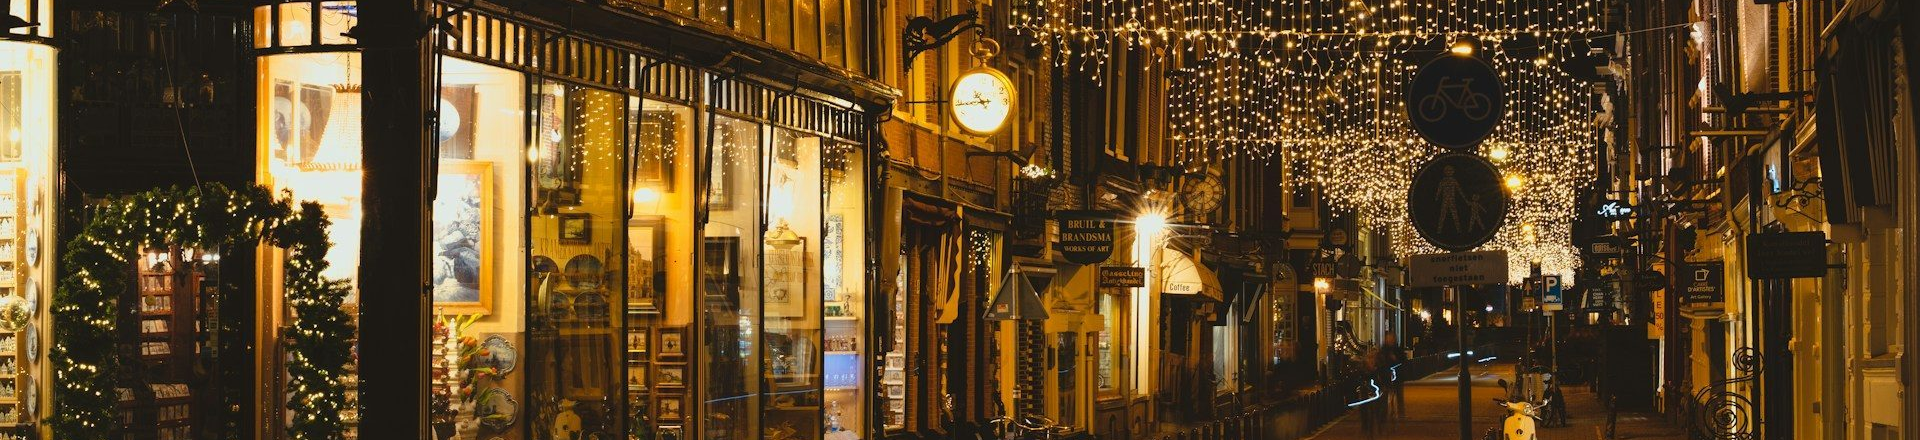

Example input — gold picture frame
[430,160,494,315]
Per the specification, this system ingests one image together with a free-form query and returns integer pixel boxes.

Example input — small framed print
[658,328,686,358]
[886,384,906,399]
[656,364,687,387]
[655,395,685,421]
[626,364,648,389]
[558,213,592,244]
[888,399,906,414]
[885,354,905,370]
[657,425,685,439]
[626,328,649,354]
[883,370,905,383]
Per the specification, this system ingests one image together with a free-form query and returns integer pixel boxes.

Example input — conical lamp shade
[984,267,1048,321]
[303,84,362,172]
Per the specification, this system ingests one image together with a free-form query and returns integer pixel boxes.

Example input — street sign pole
[1456,285,1471,440]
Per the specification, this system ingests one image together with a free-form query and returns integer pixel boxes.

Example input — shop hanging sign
[1681,262,1724,307]
[1098,266,1146,288]
[1057,210,1117,265]
[1406,54,1507,150]
[1593,199,1636,220]
[1409,153,1510,251]
[1745,232,1826,279]
[1407,250,1510,288]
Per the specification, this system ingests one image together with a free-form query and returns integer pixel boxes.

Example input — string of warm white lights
[1010,0,1608,71]
[1162,36,1598,281]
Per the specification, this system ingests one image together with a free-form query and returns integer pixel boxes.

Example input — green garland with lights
[51,184,356,439]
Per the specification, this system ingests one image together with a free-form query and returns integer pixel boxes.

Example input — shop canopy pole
[355,0,432,436]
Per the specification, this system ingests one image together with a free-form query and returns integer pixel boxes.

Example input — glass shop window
[625,97,698,439]
[427,56,529,438]
[699,115,763,439]
[0,39,54,437]
[760,127,826,435]
[822,142,867,437]
[1212,307,1238,394]
[260,51,363,285]
[1096,292,1122,398]
[526,81,628,440]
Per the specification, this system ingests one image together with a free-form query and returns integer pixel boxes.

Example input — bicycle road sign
[1405,54,1506,150]
[1409,153,1508,251]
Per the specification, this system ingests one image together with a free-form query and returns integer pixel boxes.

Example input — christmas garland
[51,184,356,439]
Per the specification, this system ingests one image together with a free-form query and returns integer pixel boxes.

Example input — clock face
[949,68,1015,135]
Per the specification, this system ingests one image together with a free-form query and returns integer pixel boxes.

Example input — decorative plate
[479,335,518,376]
[24,323,36,362]
[20,380,32,418]
[545,290,572,321]
[572,291,608,324]
[563,255,603,290]
[530,255,559,275]
[473,387,518,430]
[22,229,36,266]
[22,281,36,318]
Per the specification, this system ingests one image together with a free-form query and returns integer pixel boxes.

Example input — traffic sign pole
[1456,285,1471,440]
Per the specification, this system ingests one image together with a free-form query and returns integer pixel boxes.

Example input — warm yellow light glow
[949,68,1015,135]
[1449,41,1475,57]
[1135,212,1169,238]
[1312,278,1332,292]
[631,187,661,204]
[1504,174,1526,190]
[1488,147,1510,162]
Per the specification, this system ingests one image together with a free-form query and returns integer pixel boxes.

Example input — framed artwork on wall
[627,216,665,313]
[558,213,593,244]
[430,161,494,314]
[633,109,677,191]
[763,233,805,318]
[657,327,686,358]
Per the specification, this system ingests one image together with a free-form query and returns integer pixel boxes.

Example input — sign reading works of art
[1409,153,1509,252]
[1745,232,1827,279]
[1408,250,1510,288]
[1681,262,1724,307]
[1097,266,1146,288]
[1406,54,1507,150]
[1057,210,1117,265]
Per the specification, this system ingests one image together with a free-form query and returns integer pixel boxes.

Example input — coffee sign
[1058,210,1117,265]
[1681,262,1724,306]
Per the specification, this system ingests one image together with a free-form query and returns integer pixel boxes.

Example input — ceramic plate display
[22,229,36,266]
[24,323,36,362]
[473,387,518,430]
[545,291,572,321]
[479,335,518,376]
[22,282,36,318]
[563,255,603,290]
[20,380,32,418]
[573,292,608,323]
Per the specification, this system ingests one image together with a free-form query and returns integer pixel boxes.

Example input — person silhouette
[1467,194,1489,231]
[1434,166,1464,233]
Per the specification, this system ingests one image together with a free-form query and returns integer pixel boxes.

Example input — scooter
[1483,379,1542,440]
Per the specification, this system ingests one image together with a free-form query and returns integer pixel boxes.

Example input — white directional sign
[1408,250,1510,288]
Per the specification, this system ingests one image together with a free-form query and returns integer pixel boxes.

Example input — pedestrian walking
[1357,346,1382,440]
[1381,330,1408,419]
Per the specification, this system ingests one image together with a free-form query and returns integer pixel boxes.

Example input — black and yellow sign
[1098,266,1146,288]
[1058,210,1117,265]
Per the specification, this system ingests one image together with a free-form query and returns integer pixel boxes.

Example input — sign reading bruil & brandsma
[1408,250,1510,288]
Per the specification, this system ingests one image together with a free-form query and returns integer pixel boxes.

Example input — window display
[700,115,763,439]
[1096,293,1122,398]
[527,81,627,440]
[0,40,50,433]
[821,142,866,438]
[625,96,695,439]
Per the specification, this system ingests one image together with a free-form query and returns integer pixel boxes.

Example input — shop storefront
[254,3,886,440]
[0,1,53,437]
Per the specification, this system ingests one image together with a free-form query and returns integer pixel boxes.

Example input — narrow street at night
[5,0,1917,438]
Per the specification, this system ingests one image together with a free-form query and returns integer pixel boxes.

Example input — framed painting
[763,235,805,317]
[430,161,494,315]
[633,109,677,191]
[657,327,686,358]
[627,216,665,313]
[558,213,593,244]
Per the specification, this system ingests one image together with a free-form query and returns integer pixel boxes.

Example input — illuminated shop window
[700,115,763,439]
[0,38,53,434]
[1097,293,1122,398]
[822,141,867,437]
[624,96,697,438]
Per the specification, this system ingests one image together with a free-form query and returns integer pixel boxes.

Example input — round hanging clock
[948,66,1016,136]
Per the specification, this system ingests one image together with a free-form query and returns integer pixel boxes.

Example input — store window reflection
[761,128,824,436]
[1097,293,1122,399]
[626,97,697,438]
[428,56,528,439]
[821,142,866,437]
[527,81,627,440]
[700,115,762,439]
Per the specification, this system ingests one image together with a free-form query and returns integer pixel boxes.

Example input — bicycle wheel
[1418,95,1448,121]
